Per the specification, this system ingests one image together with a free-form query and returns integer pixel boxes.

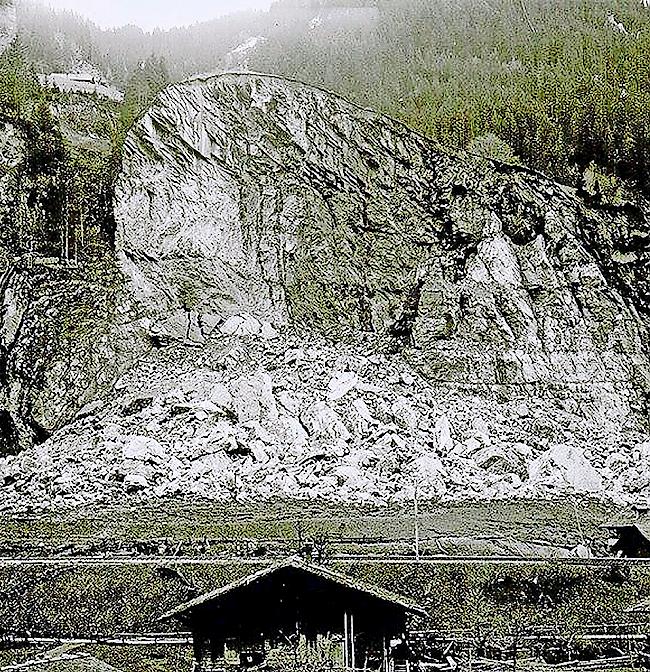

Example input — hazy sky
[41,0,275,31]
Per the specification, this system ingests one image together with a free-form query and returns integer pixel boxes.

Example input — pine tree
[119,54,170,132]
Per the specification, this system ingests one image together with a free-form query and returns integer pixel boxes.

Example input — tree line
[0,39,169,260]
[250,0,650,195]
[5,0,650,242]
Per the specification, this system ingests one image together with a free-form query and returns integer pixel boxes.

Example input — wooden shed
[602,522,650,557]
[159,557,428,671]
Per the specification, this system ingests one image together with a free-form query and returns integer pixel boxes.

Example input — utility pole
[414,485,420,562]
[64,200,69,263]
[296,520,304,557]
[572,498,585,546]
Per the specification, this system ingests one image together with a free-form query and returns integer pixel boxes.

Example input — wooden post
[344,611,349,670]
[343,612,355,670]
[60,209,65,261]
[350,613,355,671]
[192,630,205,672]
[414,486,420,562]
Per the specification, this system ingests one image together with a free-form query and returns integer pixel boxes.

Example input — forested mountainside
[10,0,650,198]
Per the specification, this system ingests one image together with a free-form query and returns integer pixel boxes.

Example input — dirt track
[0,556,645,566]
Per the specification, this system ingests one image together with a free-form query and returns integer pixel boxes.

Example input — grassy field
[0,498,625,558]
[0,644,193,672]
[88,644,193,672]
[1,498,641,671]
[1,560,650,638]
[1,556,650,671]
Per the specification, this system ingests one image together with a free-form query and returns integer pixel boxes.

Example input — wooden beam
[350,613,356,671]
[344,611,349,670]
[343,612,358,670]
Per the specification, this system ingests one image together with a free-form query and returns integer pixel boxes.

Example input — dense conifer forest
[4,0,650,204]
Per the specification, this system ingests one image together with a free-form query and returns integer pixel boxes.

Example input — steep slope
[0,0,16,55]
[115,73,649,425]
[1,72,649,510]
[0,114,147,457]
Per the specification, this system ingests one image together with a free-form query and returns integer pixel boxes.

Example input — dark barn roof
[602,522,650,557]
[602,522,650,536]
[160,557,427,642]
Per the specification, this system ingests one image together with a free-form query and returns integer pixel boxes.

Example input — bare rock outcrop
[2,73,650,508]
[0,121,147,456]
[115,73,649,430]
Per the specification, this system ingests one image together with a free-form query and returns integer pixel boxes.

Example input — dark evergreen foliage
[250,0,650,193]
[8,0,650,209]
[119,55,170,133]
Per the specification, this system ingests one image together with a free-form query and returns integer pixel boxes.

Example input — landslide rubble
[1,72,650,510]
[0,328,648,511]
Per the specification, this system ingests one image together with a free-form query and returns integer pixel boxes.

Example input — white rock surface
[0,332,648,511]
[1,73,650,510]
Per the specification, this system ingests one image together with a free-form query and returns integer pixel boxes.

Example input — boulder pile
[1,324,648,511]
[2,73,650,511]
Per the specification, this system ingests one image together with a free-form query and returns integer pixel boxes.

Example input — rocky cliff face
[0,120,147,457]
[115,73,649,425]
[1,73,650,510]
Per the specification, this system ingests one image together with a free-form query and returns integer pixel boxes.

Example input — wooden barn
[159,557,428,671]
[602,522,650,557]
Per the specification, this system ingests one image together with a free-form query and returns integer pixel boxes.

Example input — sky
[40,0,275,31]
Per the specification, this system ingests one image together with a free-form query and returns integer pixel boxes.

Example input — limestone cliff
[1,73,650,509]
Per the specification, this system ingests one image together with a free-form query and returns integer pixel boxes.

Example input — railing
[0,631,193,647]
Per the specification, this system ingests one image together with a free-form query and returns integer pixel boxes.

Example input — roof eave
[158,557,428,621]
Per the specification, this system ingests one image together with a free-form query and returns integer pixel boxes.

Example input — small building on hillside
[38,72,124,103]
[602,522,650,557]
[159,557,428,671]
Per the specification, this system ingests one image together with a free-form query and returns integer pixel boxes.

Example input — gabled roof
[159,557,428,621]
[601,522,650,541]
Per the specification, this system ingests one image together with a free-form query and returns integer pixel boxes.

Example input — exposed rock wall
[115,73,650,430]
[0,263,147,452]
[2,73,650,508]
[0,121,147,456]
